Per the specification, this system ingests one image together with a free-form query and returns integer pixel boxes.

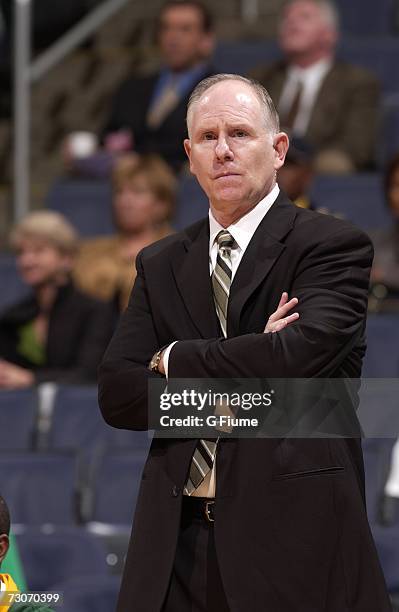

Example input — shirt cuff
[163,341,178,379]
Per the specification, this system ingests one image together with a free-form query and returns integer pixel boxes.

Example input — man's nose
[215,136,233,161]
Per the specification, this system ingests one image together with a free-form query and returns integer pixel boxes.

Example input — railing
[13,0,130,222]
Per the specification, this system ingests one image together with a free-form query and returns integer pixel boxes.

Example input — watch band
[148,348,164,372]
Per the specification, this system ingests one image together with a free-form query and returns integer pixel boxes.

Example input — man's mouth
[214,172,240,179]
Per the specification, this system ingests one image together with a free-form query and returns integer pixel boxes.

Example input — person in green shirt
[0,495,54,612]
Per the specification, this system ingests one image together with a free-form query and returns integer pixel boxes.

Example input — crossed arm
[98,225,373,431]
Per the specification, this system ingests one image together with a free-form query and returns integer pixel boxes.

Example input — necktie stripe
[216,255,232,279]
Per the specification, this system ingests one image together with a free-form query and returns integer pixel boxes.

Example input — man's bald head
[186,74,280,137]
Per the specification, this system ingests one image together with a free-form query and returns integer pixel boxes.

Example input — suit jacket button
[171,485,180,497]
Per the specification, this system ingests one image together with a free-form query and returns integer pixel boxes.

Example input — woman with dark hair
[0,211,114,389]
[370,153,399,297]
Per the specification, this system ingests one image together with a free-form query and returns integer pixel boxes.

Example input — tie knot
[216,230,235,250]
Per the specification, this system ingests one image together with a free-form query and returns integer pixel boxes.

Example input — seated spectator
[0,212,114,389]
[73,154,175,311]
[90,0,215,174]
[252,0,380,173]
[370,153,399,298]
[0,494,54,611]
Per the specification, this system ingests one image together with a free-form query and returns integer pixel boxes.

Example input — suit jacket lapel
[171,219,220,339]
[228,193,297,337]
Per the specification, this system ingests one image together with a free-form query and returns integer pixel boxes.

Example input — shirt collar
[209,183,280,253]
[288,57,333,82]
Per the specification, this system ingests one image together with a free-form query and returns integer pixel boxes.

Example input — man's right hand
[264,292,299,333]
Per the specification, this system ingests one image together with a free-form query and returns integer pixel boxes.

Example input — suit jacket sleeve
[98,252,163,430]
[168,225,373,378]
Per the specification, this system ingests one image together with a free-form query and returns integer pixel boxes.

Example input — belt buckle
[204,500,215,523]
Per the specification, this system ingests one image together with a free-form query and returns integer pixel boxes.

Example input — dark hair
[384,153,399,205]
[0,495,10,536]
[159,0,214,32]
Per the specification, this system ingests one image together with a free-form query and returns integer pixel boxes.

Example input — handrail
[13,0,131,222]
[30,0,130,83]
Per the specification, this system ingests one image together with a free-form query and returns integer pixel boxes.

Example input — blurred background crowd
[1,0,399,610]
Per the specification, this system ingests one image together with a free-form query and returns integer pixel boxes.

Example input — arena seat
[363,314,399,377]
[48,385,152,454]
[174,175,209,230]
[0,254,29,314]
[372,524,399,592]
[45,179,114,237]
[88,449,147,525]
[378,94,399,167]
[213,40,281,76]
[310,173,391,230]
[55,574,121,612]
[334,0,396,36]
[0,389,38,450]
[337,38,399,95]
[16,527,108,591]
[0,452,77,525]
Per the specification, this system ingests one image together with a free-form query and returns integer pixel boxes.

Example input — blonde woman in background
[73,154,176,312]
[0,211,114,389]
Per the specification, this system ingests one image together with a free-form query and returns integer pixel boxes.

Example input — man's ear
[183,139,194,174]
[273,132,290,170]
[0,534,9,566]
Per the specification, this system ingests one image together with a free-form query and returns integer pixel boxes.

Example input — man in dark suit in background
[253,0,379,173]
[101,0,215,172]
[98,74,391,611]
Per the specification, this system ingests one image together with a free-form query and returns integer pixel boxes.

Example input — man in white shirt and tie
[99,73,390,611]
[253,0,380,173]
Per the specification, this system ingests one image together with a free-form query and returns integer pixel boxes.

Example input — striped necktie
[184,230,235,496]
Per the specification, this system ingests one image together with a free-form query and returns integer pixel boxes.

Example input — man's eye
[203,133,215,140]
[234,130,247,137]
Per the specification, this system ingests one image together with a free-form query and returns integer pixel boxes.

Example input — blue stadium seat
[337,38,399,95]
[334,0,396,36]
[310,173,391,230]
[372,524,399,592]
[363,314,399,377]
[362,438,396,524]
[214,40,281,76]
[0,389,37,450]
[49,385,152,454]
[16,527,108,591]
[90,449,147,524]
[56,574,121,612]
[378,95,399,167]
[45,179,114,237]
[49,385,110,455]
[0,254,29,314]
[174,175,209,230]
[0,452,77,525]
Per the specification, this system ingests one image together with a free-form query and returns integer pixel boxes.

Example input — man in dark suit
[101,0,215,172]
[98,74,391,611]
[252,0,379,173]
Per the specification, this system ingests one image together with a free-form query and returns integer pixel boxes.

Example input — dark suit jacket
[253,61,380,170]
[0,281,114,384]
[102,66,214,172]
[98,193,391,612]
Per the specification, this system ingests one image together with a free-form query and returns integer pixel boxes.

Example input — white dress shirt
[164,183,280,496]
[278,58,333,136]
